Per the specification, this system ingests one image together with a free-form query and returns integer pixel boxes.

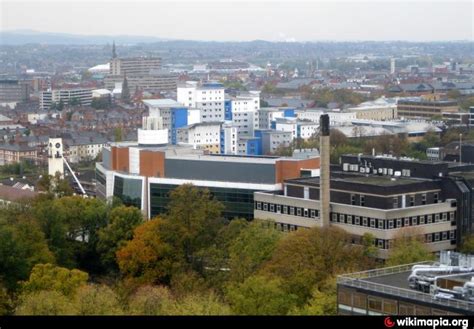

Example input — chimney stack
[319,114,330,227]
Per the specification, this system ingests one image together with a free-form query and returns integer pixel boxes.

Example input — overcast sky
[1,0,473,42]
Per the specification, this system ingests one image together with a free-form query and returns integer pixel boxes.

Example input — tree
[228,221,281,283]
[116,218,174,284]
[128,285,172,315]
[97,206,143,271]
[0,282,12,315]
[37,172,73,197]
[160,184,225,272]
[73,284,123,315]
[21,264,88,297]
[361,233,379,259]
[0,219,54,290]
[460,235,474,254]
[226,275,297,315]
[68,97,80,106]
[261,226,367,304]
[114,127,123,142]
[386,229,435,266]
[165,292,231,315]
[57,99,64,111]
[15,290,76,315]
[291,278,337,315]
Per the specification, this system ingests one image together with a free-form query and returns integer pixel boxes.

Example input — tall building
[40,88,93,110]
[104,71,179,93]
[47,138,64,177]
[254,154,474,259]
[177,81,225,122]
[0,79,30,104]
[96,144,320,220]
[390,57,396,75]
[110,57,162,76]
[177,122,222,154]
[226,92,261,137]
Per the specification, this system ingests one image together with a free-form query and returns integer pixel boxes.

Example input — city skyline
[1,0,473,42]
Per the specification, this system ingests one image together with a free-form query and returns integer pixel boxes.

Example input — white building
[275,117,319,140]
[177,81,225,122]
[40,88,93,110]
[230,91,260,137]
[220,122,239,155]
[296,109,357,126]
[177,122,222,154]
[110,57,162,76]
[347,97,398,121]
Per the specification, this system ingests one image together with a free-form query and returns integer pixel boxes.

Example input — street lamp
[459,133,462,164]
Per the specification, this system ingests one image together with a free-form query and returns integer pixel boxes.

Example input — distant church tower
[48,138,64,178]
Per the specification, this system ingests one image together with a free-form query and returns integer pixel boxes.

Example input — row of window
[331,212,455,230]
[365,230,455,250]
[255,201,319,219]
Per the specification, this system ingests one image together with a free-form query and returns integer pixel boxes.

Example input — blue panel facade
[224,100,233,120]
[270,120,276,129]
[283,108,296,118]
[246,138,262,156]
[220,129,225,154]
[296,123,301,138]
[171,107,188,145]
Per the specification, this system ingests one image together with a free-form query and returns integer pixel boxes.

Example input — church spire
[112,41,117,59]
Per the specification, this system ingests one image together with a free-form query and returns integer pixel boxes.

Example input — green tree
[0,282,12,315]
[291,278,337,315]
[121,75,131,104]
[361,233,379,259]
[261,226,367,304]
[160,184,225,272]
[460,235,474,254]
[228,221,281,283]
[386,230,435,266]
[114,127,123,142]
[21,263,88,297]
[0,219,54,290]
[226,275,297,315]
[128,285,172,315]
[73,284,123,315]
[15,290,75,315]
[97,206,143,270]
[165,292,231,315]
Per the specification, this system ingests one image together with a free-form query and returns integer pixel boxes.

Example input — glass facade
[149,183,258,220]
[113,176,142,209]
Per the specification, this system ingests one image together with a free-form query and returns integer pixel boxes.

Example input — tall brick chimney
[319,114,330,227]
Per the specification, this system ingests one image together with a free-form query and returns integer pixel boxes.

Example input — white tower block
[48,138,64,178]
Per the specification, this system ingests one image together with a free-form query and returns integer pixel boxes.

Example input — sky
[1,0,473,42]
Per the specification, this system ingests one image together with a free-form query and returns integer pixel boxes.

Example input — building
[40,88,93,110]
[220,122,239,155]
[0,143,37,165]
[104,71,179,93]
[274,117,319,140]
[296,109,357,126]
[142,99,200,145]
[426,147,445,161]
[397,94,459,120]
[255,129,292,155]
[0,79,30,104]
[469,107,474,127]
[96,144,320,220]
[0,185,38,206]
[110,57,162,76]
[64,135,108,163]
[347,97,398,121]
[177,81,225,122]
[337,251,474,315]
[254,154,474,259]
[258,107,296,129]
[177,122,222,154]
[228,92,260,137]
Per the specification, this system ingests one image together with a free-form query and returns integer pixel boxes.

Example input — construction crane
[62,156,87,197]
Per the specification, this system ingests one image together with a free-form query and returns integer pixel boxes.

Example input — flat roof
[142,99,183,107]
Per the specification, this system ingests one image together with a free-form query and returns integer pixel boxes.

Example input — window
[442,231,448,240]
[360,195,365,206]
[263,203,268,211]
[340,214,345,222]
[428,215,433,223]
[393,197,398,208]
[332,213,338,222]
[277,205,281,213]
[422,194,427,205]
[310,210,316,218]
[270,204,275,212]
[370,218,375,228]
[389,220,394,229]
[450,231,455,240]
[410,195,415,207]
[427,234,432,243]
[347,215,353,224]
[420,215,425,224]
[404,218,410,226]
[378,220,384,229]
[304,209,308,217]
[283,206,288,214]
[296,208,302,216]
[435,214,440,222]
[363,217,368,227]
[289,207,295,215]
[450,212,455,221]
[355,216,360,225]
[351,194,356,205]
[434,193,439,203]
[256,202,261,210]
[435,233,440,241]
[377,240,384,248]
[397,219,402,228]
[412,217,418,225]
[442,213,447,221]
